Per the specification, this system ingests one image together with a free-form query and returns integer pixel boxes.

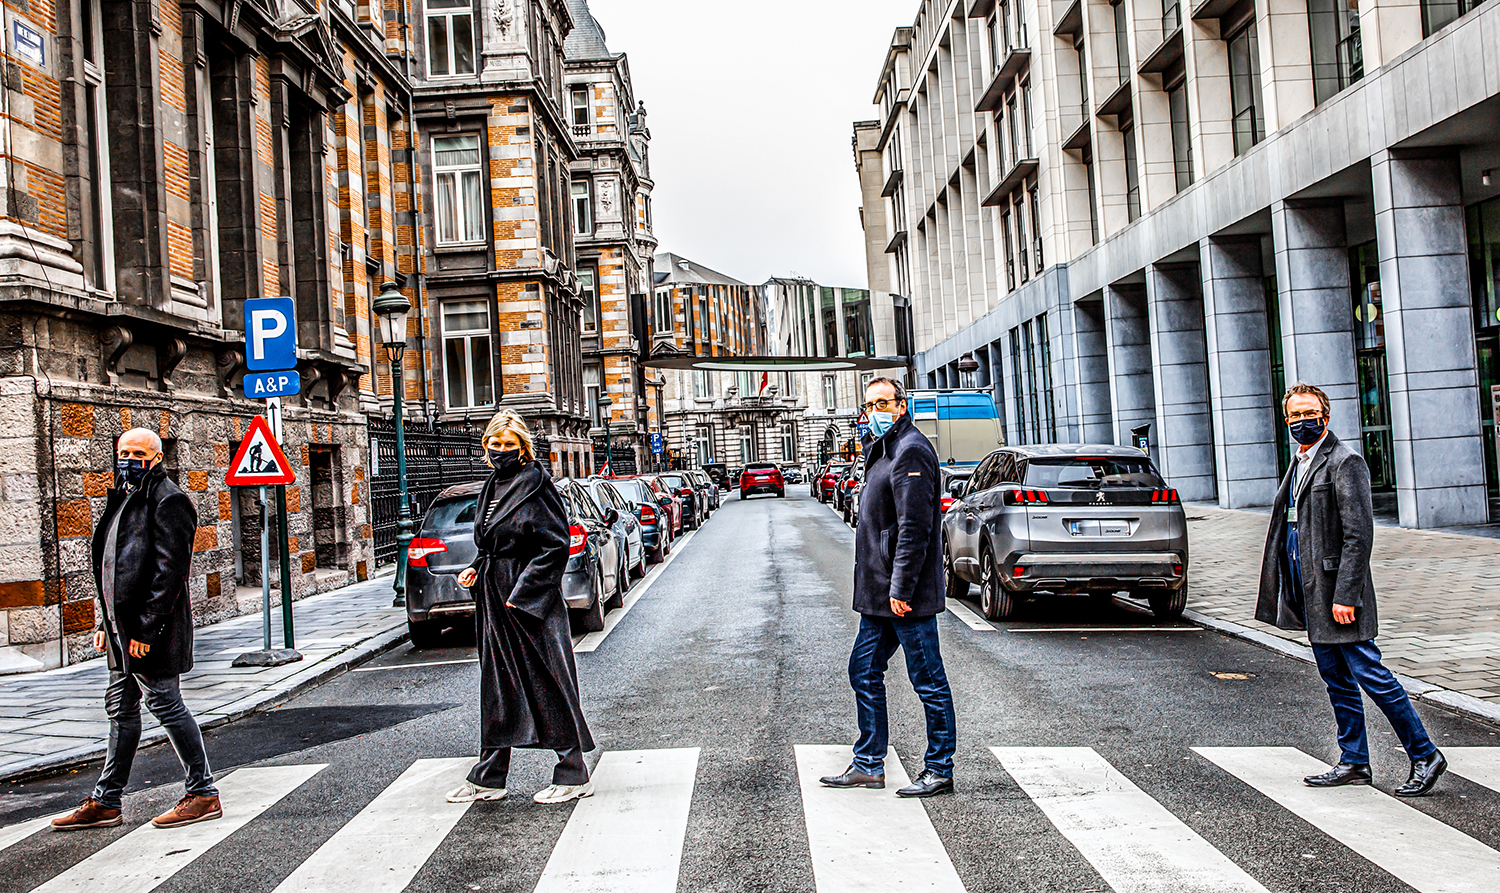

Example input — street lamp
[373,281,414,608]
[597,392,614,476]
[958,352,979,389]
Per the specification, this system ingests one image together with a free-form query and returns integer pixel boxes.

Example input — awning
[642,355,909,372]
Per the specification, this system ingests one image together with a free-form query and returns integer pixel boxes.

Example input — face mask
[487,448,523,475]
[116,457,152,489]
[867,411,895,439]
[1289,417,1327,446]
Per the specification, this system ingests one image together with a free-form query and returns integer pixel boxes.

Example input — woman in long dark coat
[446,409,596,804]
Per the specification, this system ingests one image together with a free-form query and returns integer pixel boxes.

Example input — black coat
[90,465,198,677]
[470,462,594,753]
[1256,432,1380,645]
[853,413,944,618]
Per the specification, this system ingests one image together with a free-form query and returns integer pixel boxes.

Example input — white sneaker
[445,781,506,803]
[533,781,594,804]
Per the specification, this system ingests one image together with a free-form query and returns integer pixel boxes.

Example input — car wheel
[739,491,746,500]
[633,545,649,578]
[574,571,607,633]
[777,489,785,498]
[606,555,627,610]
[978,546,1015,621]
[408,618,443,650]
[943,550,969,602]
[1147,584,1188,620]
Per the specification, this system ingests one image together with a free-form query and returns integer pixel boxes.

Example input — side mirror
[948,479,966,498]
[657,496,671,506]
[603,506,619,524]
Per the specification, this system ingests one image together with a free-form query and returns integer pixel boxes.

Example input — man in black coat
[52,428,221,832]
[821,377,956,798]
[1257,384,1445,796]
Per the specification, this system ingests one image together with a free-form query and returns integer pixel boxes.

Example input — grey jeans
[92,671,217,810]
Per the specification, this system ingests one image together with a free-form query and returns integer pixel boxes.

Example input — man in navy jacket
[821,377,956,798]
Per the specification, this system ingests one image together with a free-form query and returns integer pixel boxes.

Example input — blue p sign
[244,297,298,371]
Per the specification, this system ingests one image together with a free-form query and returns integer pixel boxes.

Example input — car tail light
[407,537,448,567]
[639,504,657,524]
[1151,489,1181,504]
[1004,489,1049,505]
[678,488,693,497]
[940,496,955,513]
[568,524,587,556]
[1012,566,1027,577]
[1172,564,1184,576]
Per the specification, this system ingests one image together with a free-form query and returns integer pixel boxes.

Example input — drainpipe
[397,0,430,418]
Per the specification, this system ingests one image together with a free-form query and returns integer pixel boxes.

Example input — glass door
[1350,241,1396,491]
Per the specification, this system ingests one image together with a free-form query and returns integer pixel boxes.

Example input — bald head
[118,428,163,466]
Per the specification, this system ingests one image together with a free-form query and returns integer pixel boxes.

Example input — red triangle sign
[225,416,297,486]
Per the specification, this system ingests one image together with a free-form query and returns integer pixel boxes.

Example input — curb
[0,623,410,784]
[1183,608,1500,728]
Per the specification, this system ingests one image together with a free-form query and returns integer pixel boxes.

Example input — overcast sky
[585,0,917,288]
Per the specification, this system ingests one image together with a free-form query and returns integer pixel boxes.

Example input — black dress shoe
[897,769,954,798]
[1303,762,1372,787]
[820,765,885,789]
[1395,750,1447,798]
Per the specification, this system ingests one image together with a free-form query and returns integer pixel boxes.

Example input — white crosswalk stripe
[993,746,1269,893]
[0,811,64,856]
[794,745,967,892]
[29,764,325,893]
[271,757,475,893]
[1196,746,1500,893]
[1446,746,1500,793]
[532,747,700,892]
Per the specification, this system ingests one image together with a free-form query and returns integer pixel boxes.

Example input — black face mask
[487,448,524,475]
[1289,417,1327,446]
[116,457,152,489]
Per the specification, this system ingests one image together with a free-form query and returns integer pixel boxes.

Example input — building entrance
[1350,241,1396,492]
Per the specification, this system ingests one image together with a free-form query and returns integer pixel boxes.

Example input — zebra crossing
[4,745,1499,893]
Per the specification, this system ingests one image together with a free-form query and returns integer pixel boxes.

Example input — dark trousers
[469,746,589,789]
[1311,640,1437,765]
[848,613,956,777]
[92,671,216,810]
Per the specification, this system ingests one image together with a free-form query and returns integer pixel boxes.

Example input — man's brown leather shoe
[50,798,122,831]
[819,765,886,789]
[151,795,222,828]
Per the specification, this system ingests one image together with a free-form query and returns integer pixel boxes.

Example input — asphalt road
[3,491,1499,893]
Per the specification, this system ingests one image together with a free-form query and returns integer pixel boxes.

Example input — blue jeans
[93,672,217,810]
[1311,640,1437,765]
[848,614,956,778]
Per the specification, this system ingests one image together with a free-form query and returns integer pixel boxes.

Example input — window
[1001,212,1016,290]
[692,370,711,398]
[1084,148,1100,244]
[1423,0,1477,36]
[843,291,873,357]
[1015,194,1030,281]
[654,289,673,334]
[1121,114,1141,222]
[781,425,797,461]
[1029,185,1043,270]
[426,0,474,78]
[442,300,494,409]
[580,265,599,333]
[1006,94,1020,166]
[1310,0,1362,103]
[572,180,592,235]
[82,0,113,292]
[1010,328,1028,444]
[1169,77,1194,192]
[987,13,1002,69]
[584,363,603,428]
[823,375,837,408]
[1163,0,1182,30]
[1074,31,1089,115]
[1020,80,1033,157]
[696,426,713,465]
[433,135,484,244]
[570,88,590,127]
[1037,313,1057,441]
[739,429,755,462]
[1226,10,1265,155]
[1112,0,1130,83]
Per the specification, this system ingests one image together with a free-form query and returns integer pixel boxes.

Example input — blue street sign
[243,370,302,399]
[650,432,664,454]
[856,422,870,440]
[244,297,298,371]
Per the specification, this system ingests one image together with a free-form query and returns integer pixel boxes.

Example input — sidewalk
[0,575,407,782]
[1182,504,1500,724]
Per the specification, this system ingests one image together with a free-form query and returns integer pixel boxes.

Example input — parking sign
[244,297,298,371]
[650,432,663,454]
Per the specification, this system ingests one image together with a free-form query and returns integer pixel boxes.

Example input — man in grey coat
[1257,383,1445,796]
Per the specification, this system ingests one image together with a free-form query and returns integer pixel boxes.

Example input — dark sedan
[611,476,675,562]
[658,471,705,529]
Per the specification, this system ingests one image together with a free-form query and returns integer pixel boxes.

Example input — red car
[638,475,684,533]
[816,462,851,502]
[739,462,785,499]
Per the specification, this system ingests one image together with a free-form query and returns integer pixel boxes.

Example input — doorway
[308,445,344,571]
[1349,240,1395,493]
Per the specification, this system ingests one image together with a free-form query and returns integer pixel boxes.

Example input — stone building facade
[861,0,1500,529]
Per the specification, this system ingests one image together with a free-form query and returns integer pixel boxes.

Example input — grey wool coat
[1255,431,1380,645]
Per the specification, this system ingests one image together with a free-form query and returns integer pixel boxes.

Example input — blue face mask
[867,411,896,439]
[1289,417,1326,446]
[116,457,151,489]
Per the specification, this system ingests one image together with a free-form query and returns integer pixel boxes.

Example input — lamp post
[374,282,414,608]
[958,352,979,389]
[597,392,614,476]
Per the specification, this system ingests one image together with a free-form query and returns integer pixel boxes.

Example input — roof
[1002,443,1154,459]
[653,252,749,288]
[562,0,612,61]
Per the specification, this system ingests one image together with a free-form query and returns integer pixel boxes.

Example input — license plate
[1069,519,1131,537]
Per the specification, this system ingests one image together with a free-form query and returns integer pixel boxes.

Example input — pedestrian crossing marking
[992,746,1269,893]
[0,811,63,856]
[1195,746,1500,893]
[945,600,994,631]
[532,747,701,893]
[29,763,324,893]
[270,758,474,893]
[795,745,967,892]
[1446,747,1500,793]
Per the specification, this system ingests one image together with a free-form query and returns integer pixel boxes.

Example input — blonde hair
[482,409,535,461]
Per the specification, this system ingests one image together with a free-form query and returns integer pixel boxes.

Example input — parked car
[704,463,730,491]
[739,462,785,498]
[638,475,685,534]
[938,467,974,515]
[941,444,1189,622]
[658,472,704,529]
[556,479,630,632]
[580,477,647,578]
[842,464,864,526]
[815,462,851,502]
[833,464,861,516]
[783,466,804,485]
[685,469,720,512]
[610,477,673,563]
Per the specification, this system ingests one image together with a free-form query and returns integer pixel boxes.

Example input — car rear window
[423,496,478,534]
[660,474,688,488]
[745,463,779,472]
[1023,457,1165,489]
[612,480,650,505]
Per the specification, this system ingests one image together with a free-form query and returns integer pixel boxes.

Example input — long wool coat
[1255,431,1380,645]
[470,462,594,753]
[853,412,944,619]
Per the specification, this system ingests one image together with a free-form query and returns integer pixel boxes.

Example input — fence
[367,417,496,565]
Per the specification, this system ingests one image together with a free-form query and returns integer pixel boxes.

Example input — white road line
[1447,747,1500,792]
[992,747,1268,893]
[532,747,700,893]
[0,811,64,855]
[945,600,995,631]
[794,745,967,893]
[1195,746,1500,893]
[353,657,479,672]
[32,764,325,893]
[272,758,474,893]
[1006,627,1201,633]
[573,530,696,653]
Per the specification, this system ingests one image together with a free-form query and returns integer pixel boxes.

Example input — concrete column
[1103,284,1157,448]
[1047,297,1082,443]
[1371,150,1489,527]
[1200,236,1281,507]
[1146,263,1217,500]
[1270,199,1361,448]
[1073,296,1115,444]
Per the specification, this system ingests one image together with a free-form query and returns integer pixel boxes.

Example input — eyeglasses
[862,398,901,413]
[1286,409,1325,422]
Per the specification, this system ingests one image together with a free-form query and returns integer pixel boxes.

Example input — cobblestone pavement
[1185,505,1500,705]
[0,576,406,781]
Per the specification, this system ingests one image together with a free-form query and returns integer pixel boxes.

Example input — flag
[759,370,769,395]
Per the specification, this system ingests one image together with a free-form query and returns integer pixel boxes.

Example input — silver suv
[941,444,1189,621]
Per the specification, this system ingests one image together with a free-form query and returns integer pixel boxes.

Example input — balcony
[1138,26,1185,75]
[882,167,905,198]
[885,229,909,254]
[572,123,593,139]
[981,158,1038,206]
[975,46,1031,112]
[1096,77,1133,118]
